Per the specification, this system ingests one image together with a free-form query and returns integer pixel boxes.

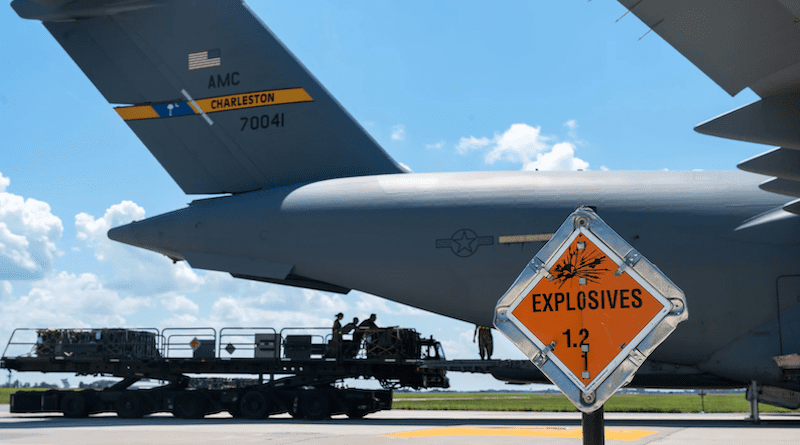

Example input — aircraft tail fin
[13,0,404,194]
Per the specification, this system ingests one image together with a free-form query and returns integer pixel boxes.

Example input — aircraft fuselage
[109,170,800,389]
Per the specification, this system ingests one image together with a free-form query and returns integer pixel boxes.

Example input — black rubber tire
[300,391,330,420]
[61,392,88,418]
[174,392,207,419]
[346,409,369,420]
[289,395,303,419]
[239,391,269,419]
[115,393,144,419]
[228,402,243,418]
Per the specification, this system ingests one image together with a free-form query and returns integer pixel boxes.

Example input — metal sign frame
[494,207,688,413]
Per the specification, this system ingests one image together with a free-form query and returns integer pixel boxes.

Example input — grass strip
[392,393,794,413]
[0,389,794,413]
[0,388,52,405]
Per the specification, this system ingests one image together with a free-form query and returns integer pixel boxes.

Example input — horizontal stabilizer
[738,147,800,181]
[15,0,403,194]
[694,93,800,149]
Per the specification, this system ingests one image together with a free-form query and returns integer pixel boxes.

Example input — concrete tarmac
[1,406,799,444]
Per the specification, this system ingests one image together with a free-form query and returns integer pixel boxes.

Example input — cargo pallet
[1,326,448,420]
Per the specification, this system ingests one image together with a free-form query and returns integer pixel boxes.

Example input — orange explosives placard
[511,233,664,387]
[495,207,686,413]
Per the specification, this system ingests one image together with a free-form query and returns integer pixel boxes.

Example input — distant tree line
[0,380,58,389]
[0,379,117,389]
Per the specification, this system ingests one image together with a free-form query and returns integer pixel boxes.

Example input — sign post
[494,207,687,443]
[583,406,604,445]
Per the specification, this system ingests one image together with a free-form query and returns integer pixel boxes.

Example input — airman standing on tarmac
[473,325,493,360]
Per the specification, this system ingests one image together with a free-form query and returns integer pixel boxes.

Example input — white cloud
[0,172,9,192]
[398,162,413,173]
[159,313,200,327]
[522,141,589,171]
[457,122,590,171]
[0,280,11,298]
[426,141,445,150]
[485,124,551,165]
[161,294,199,315]
[600,165,610,171]
[564,119,579,140]
[208,295,330,328]
[185,287,427,333]
[0,271,152,330]
[391,124,406,141]
[0,173,63,280]
[455,135,493,154]
[75,200,144,251]
[75,201,205,295]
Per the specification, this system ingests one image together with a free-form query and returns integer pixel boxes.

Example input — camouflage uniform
[474,325,493,360]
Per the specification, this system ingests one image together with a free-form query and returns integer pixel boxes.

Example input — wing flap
[694,92,800,149]
[759,178,800,198]
[738,148,800,181]
[783,199,800,215]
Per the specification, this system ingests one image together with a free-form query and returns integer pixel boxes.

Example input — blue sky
[0,1,766,389]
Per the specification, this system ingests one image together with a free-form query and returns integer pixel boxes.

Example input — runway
[1,406,799,444]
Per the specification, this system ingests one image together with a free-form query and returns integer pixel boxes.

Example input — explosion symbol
[551,239,610,288]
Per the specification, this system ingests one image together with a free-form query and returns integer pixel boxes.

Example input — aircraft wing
[619,0,800,214]
[12,0,403,195]
[618,0,800,98]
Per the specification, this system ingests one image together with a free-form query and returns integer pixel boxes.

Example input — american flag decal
[188,49,221,70]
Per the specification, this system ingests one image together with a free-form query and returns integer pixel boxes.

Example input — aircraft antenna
[638,18,664,41]
[615,0,644,23]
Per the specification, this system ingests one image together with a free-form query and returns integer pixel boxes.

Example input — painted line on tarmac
[384,426,658,441]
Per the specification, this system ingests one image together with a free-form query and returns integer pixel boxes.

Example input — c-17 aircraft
[10,0,800,406]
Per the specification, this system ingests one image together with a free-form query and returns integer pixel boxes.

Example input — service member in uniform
[473,325,493,360]
[356,314,379,352]
[332,313,344,338]
[327,313,344,357]
[341,317,359,334]
[341,317,360,357]
[358,314,378,329]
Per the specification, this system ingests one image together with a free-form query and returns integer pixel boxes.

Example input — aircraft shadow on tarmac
[3,413,800,429]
